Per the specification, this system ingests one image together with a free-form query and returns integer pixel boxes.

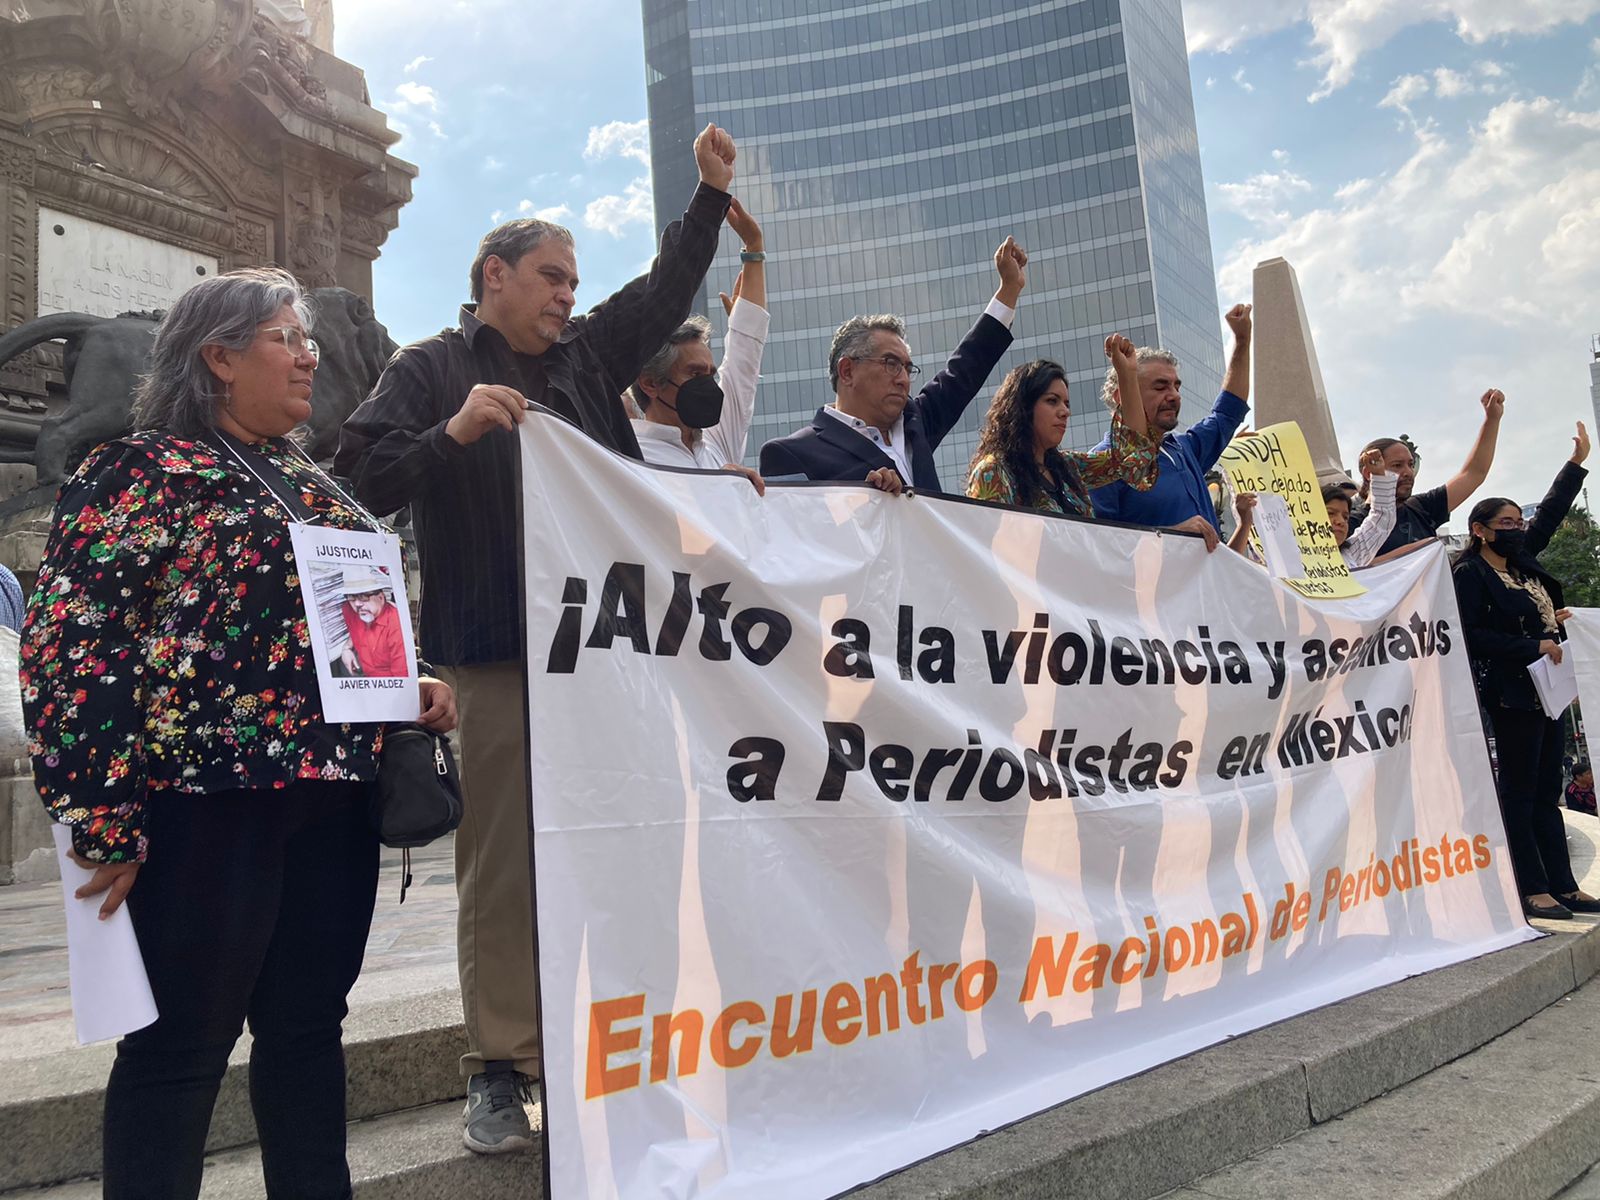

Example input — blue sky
[335,0,1600,514]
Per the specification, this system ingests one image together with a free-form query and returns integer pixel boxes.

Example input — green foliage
[1542,504,1600,608]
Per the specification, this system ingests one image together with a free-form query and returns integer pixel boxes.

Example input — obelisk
[1251,257,1348,484]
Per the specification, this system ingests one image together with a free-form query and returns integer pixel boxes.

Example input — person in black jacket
[757,237,1027,493]
[335,126,738,1155]
[1453,420,1599,920]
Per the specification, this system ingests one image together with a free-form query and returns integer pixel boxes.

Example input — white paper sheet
[286,522,419,723]
[51,824,158,1045]
[1252,492,1308,579]
[1528,650,1578,720]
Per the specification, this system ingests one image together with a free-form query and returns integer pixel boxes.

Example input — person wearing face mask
[629,200,768,492]
[1453,420,1599,921]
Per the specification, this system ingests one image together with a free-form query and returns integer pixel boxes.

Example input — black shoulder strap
[203,429,316,522]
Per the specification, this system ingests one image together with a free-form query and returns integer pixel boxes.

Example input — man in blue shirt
[1089,303,1254,550]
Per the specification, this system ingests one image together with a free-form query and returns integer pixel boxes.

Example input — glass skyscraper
[642,0,1224,482]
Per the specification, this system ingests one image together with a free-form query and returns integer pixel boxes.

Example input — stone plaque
[36,207,218,319]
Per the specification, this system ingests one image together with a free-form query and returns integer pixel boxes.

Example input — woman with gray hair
[20,267,456,1199]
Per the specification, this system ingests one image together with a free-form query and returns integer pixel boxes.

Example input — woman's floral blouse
[967,418,1160,517]
[21,432,386,864]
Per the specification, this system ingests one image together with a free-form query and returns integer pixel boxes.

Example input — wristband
[739,249,766,263]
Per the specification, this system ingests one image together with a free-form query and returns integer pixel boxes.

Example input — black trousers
[1490,706,1577,897]
[102,781,378,1200]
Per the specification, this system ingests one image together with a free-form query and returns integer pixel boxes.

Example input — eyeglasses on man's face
[260,325,321,365]
[852,353,921,379]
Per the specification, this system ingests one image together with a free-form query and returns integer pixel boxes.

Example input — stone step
[0,987,467,1192]
[1161,968,1600,1200]
[850,918,1600,1200]
[22,1096,545,1199]
[10,920,1596,1200]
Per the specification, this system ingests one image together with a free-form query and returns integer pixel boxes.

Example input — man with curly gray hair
[1087,303,1255,550]
[758,237,1028,494]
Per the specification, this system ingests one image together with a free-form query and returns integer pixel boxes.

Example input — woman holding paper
[1453,420,1597,921]
[965,335,1158,516]
[19,268,456,1199]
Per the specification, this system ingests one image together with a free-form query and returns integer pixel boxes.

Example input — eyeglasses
[851,353,921,379]
[260,326,321,365]
[1487,516,1526,530]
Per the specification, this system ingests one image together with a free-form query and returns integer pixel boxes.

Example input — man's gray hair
[631,315,712,411]
[1102,347,1179,408]
[829,314,905,389]
[470,218,575,302]
[132,267,310,436]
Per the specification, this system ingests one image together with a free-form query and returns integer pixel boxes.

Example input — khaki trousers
[440,661,541,1078]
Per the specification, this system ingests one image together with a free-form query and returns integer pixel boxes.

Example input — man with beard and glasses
[1088,303,1254,552]
[337,570,406,678]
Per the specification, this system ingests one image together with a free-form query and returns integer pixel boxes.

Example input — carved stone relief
[232,215,271,267]
[0,143,36,187]
[36,125,221,205]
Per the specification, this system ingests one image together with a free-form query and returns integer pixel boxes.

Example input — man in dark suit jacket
[759,238,1027,493]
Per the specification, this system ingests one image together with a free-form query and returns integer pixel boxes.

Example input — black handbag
[371,721,463,901]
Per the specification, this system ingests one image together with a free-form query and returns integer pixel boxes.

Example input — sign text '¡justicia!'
[581,833,1496,1102]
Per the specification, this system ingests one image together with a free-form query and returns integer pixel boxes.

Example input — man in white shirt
[758,238,1026,494]
[630,198,768,490]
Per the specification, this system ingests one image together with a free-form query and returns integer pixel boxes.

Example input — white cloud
[1185,0,1600,100]
[484,156,505,172]
[403,55,433,74]
[518,200,573,222]
[1579,38,1600,99]
[1272,147,1290,162]
[1232,66,1255,93]
[584,178,653,237]
[1432,66,1472,97]
[1214,94,1600,507]
[1380,73,1431,114]
[1205,76,1217,89]
[393,81,439,111]
[1215,169,1312,225]
[583,119,651,166]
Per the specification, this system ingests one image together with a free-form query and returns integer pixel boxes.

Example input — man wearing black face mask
[630,199,769,491]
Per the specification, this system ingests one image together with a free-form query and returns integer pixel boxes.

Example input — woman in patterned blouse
[966,334,1159,516]
[20,268,457,1199]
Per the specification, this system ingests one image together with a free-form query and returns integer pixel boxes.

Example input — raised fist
[694,124,736,191]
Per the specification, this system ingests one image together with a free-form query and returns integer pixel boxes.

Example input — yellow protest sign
[1218,421,1363,600]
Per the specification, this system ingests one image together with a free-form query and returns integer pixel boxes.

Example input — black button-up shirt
[335,182,731,665]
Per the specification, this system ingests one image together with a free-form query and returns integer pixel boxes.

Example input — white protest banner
[519,413,1532,1200]
[1564,608,1600,766]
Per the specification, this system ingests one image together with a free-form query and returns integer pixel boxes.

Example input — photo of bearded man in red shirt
[339,569,409,678]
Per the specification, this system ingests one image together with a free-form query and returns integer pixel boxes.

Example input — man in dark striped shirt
[335,124,737,1156]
